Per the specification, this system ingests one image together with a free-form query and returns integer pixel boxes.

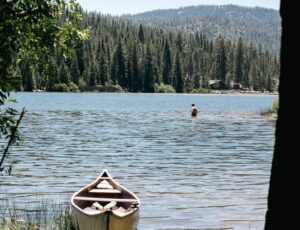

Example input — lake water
[0,93,277,230]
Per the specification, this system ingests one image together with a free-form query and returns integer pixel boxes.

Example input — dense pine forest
[124,5,281,53]
[19,6,280,93]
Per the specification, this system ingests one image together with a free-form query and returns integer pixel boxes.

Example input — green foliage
[111,41,127,87]
[174,52,183,93]
[0,0,89,173]
[52,82,79,92]
[154,84,175,93]
[162,39,172,85]
[58,61,71,84]
[95,84,124,92]
[271,99,279,113]
[191,88,213,94]
[213,36,227,82]
[234,38,244,83]
[68,82,80,92]
[78,79,87,91]
[53,83,70,92]
[138,24,145,44]
[261,98,279,117]
[0,107,25,174]
[79,84,124,92]
[144,44,155,92]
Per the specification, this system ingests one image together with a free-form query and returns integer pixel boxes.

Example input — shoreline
[22,90,279,96]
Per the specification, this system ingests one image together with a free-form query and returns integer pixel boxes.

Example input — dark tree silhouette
[265,1,297,229]
[138,24,145,44]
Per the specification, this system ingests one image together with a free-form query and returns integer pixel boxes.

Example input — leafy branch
[0,107,25,173]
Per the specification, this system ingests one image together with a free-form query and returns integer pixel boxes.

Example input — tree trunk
[265,1,298,229]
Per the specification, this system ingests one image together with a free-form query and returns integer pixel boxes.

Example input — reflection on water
[0,93,276,229]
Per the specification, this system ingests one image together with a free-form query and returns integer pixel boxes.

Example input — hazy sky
[76,0,280,15]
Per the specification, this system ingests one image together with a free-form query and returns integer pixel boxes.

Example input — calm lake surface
[1,93,277,230]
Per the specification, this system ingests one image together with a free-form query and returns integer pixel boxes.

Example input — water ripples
[0,93,276,229]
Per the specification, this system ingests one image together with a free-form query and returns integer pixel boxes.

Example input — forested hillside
[19,9,280,93]
[124,5,281,53]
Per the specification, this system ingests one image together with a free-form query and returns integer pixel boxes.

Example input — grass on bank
[0,201,73,230]
[261,98,279,118]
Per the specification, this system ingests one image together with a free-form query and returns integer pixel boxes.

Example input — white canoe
[70,169,140,230]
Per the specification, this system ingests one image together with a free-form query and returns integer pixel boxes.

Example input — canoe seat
[74,196,138,203]
[83,201,118,213]
[89,189,121,194]
[104,201,117,210]
[83,207,102,215]
[92,202,104,211]
[97,180,113,189]
[112,207,132,217]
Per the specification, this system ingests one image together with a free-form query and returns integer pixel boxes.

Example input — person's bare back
[191,104,198,116]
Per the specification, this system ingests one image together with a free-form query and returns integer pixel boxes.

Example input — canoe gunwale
[70,169,140,219]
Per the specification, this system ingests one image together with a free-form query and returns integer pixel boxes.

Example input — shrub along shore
[261,98,279,118]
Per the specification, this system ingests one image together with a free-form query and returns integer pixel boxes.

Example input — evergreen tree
[111,41,127,88]
[21,62,35,91]
[126,58,133,92]
[266,74,273,92]
[76,42,85,75]
[46,57,59,91]
[131,44,142,92]
[153,62,160,85]
[192,52,200,89]
[99,41,109,85]
[58,61,71,85]
[184,51,193,82]
[249,61,260,91]
[213,36,227,82]
[175,32,183,52]
[138,24,145,44]
[88,61,99,86]
[174,52,183,93]
[144,43,155,92]
[234,38,244,83]
[81,69,88,89]
[155,41,163,83]
[226,47,235,88]
[162,39,172,85]
[242,45,254,88]
[70,55,80,85]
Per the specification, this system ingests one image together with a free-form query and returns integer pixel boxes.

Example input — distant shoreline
[28,89,278,96]
[197,90,278,96]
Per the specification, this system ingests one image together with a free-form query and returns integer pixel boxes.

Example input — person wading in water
[191,104,198,117]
